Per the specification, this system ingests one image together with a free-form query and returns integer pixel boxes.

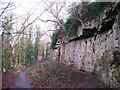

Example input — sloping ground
[28,60,103,88]
[2,61,107,88]
[2,67,32,88]
[2,71,16,88]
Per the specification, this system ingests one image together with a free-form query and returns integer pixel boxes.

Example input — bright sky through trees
[10,0,70,41]
[2,0,90,41]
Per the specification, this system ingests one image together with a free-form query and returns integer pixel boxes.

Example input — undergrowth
[28,61,81,88]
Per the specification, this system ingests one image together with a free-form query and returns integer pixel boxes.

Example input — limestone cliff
[49,2,120,88]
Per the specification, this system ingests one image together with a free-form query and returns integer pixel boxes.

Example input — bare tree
[1,1,53,53]
[0,0,15,18]
[11,4,53,52]
[41,1,68,31]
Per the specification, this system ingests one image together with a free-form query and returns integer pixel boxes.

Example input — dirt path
[82,72,97,88]
[2,62,100,88]
[28,61,100,88]
[15,67,32,88]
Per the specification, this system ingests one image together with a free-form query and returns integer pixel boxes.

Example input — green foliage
[25,37,35,64]
[2,13,13,31]
[111,50,120,68]
[51,31,59,49]
[81,2,112,22]
[42,48,45,60]
[45,45,48,60]
[112,68,120,87]
[34,41,39,60]
[64,17,81,38]
[8,26,41,68]
[34,34,40,60]
[2,13,13,72]
[19,35,25,65]
[64,4,81,38]
[2,43,11,71]
[64,2,112,38]
[1,14,42,70]
[13,35,26,67]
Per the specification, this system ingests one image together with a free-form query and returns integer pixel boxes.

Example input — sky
[9,0,53,42]
[0,0,73,42]
[1,0,101,42]
[11,0,72,42]
[1,0,99,42]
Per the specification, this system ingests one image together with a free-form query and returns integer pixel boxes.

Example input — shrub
[51,31,59,49]
[64,2,112,38]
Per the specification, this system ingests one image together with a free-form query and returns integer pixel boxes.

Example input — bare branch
[0,0,14,17]
[44,1,67,31]
[11,2,55,52]
[41,19,58,23]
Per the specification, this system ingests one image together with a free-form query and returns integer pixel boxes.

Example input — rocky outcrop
[49,2,120,88]
[59,3,120,88]
[60,24,120,87]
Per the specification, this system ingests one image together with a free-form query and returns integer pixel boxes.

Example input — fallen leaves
[28,61,97,88]
[2,71,16,88]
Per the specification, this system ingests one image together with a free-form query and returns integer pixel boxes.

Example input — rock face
[49,3,120,88]
[59,20,120,87]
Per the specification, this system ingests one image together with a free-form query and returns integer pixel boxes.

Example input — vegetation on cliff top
[51,2,113,49]
[64,2,112,38]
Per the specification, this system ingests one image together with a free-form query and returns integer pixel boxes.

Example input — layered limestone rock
[49,2,120,88]
[59,19,120,88]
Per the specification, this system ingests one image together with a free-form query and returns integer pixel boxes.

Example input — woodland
[1,0,120,89]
